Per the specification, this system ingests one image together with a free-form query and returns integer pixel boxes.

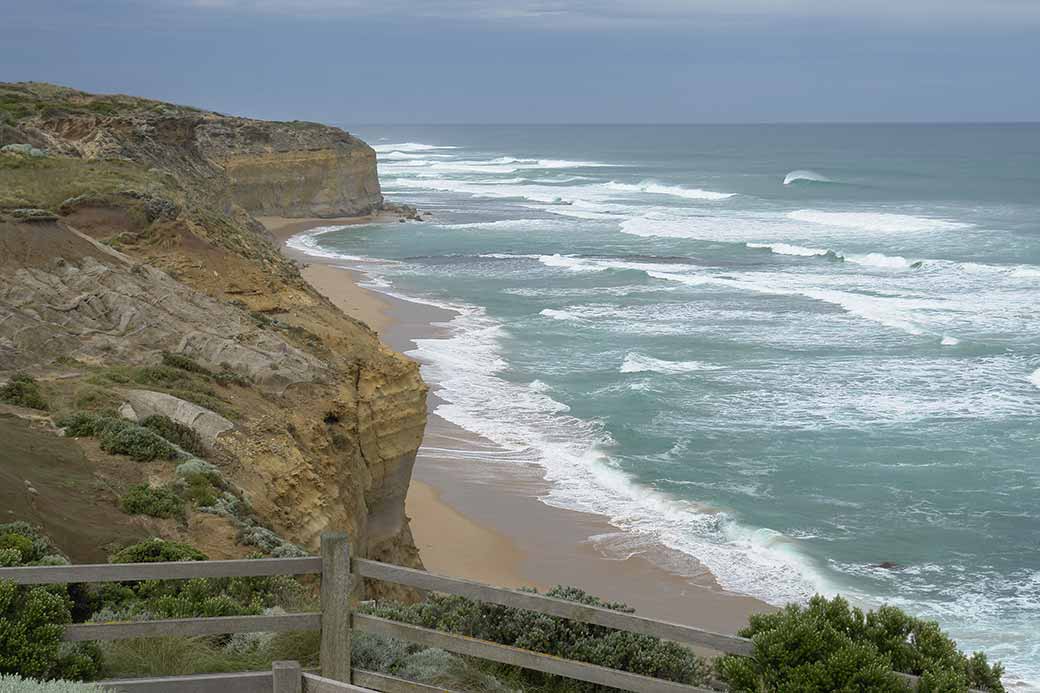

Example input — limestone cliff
[3,82,383,218]
[0,82,425,591]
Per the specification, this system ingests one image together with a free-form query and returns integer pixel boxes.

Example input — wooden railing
[0,532,954,693]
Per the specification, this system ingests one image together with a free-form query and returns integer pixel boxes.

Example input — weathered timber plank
[274,660,303,693]
[353,669,464,693]
[302,672,375,692]
[354,614,715,693]
[63,612,320,641]
[100,670,273,692]
[0,557,322,585]
[320,532,353,683]
[355,559,753,656]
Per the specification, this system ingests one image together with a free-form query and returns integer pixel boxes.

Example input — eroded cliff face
[196,120,383,217]
[0,82,423,590]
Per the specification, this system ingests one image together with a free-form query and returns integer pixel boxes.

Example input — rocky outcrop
[120,390,234,447]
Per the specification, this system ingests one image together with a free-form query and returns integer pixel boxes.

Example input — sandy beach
[268,215,773,643]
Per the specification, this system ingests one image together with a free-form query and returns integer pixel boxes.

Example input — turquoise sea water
[291,125,1040,685]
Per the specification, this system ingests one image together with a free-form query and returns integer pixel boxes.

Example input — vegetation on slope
[717,595,1004,693]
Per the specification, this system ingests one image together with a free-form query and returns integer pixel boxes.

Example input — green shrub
[99,425,177,461]
[139,415,206,456]
[0,582,102,681]
[110,539,206,564]
[363,586,709,691]
[0,523,60,564]
[212,368,252,388]
[0,373,48,410]
[160,352,210,375]
[0,673,110,692]
[55,412,126,439]
[717,595,1005,693]
[101,541,304,624]
[119,486,185,520]
[0,534,33,563]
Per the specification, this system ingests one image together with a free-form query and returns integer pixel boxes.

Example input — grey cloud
[183,0,1040,27]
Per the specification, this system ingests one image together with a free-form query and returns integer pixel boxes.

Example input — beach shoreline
[268,214,773,640]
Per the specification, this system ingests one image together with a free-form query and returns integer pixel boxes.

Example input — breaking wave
[620,352,718,374]
[605,181,736,201]
[783,169,832,185]
[788,210,971,233]
[372,142,458,152]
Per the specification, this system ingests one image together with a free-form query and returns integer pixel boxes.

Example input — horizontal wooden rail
[353,669,463,693]
[63,612,320,641]
[0,556,322,585]
[355,558,753,656]
[302,672,374,692]
[354,613,714,693]
[101,670,275,693]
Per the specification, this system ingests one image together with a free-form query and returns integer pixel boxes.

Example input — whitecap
[605,180,735,201]
[746,242,831,257]
[372,142,458,152]
[1029,368,1040,390]
[788,210,971,233]
[540,308,583,321]
[620,352,718,374]
[940,335,961,346]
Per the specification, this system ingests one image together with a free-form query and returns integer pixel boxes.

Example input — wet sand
[267,215,772,645]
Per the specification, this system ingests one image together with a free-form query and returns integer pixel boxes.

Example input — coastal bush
[716,595,1005,693]
[101,540,304,622]
[0,522,60,564]
[0,526,102,681]
[118,485,185,520]
[0,674,110,692]
[139,415,206,456]
[160,352,210,375]
[0,373,48,410]
[362,586,710,691]
[99,424,177,461]
[109,539,206,564]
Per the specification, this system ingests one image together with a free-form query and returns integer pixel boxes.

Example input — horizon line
[342,120,1040,127]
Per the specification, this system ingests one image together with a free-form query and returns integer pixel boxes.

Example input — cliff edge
[0,82,424,594]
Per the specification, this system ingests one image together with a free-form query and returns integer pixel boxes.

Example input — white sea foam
[540,308,584,321]
[620,353,718,374]
[605,180,735,200]
[1010,267,1040,279]
[783,169,832,185]
[788,210,971,233]
[1029,368,1040,390]
[538,254,599,272]
[941,335,961,346]
[747,242,831,257]
[843,252,913,269]
[380,151,456,161]
[372,142,458,152]
[442,219,566,232]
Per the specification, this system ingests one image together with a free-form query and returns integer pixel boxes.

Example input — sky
[1,0,1038,124]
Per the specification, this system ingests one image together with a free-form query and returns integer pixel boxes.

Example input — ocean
[288,124,1040,685]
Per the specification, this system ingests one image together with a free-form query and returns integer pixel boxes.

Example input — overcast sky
[2,0,1038,123]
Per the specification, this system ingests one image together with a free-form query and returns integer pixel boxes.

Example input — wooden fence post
[273,660,302,693]
[320,532,352,683]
